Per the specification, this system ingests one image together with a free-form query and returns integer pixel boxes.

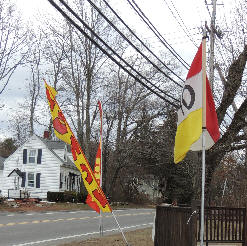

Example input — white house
[0,134,82,199]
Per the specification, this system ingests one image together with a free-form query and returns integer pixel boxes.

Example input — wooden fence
[197,207,246,245]
[155,205,247,246]
[154,205,196,246]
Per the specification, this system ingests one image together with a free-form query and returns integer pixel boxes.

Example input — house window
[29,150,36,163]
[28,172,35,187]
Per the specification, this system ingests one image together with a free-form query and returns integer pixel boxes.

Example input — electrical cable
[47,0,180,108]
[126,0,190,70]
[204,0,212,18]
[86,0,183,88]
[163,0,198,47]
[59,0,180,103]
[98,0,184,86]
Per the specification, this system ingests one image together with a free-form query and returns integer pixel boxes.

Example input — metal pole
[200,129,206,246]
[112,210,130,246]
[200,32,207,246]
[99,210,103,236]
[209,0,217,92]
[99,101,103,236]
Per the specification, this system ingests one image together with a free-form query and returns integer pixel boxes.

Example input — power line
[126,0,190,70]
[96,0,185,86]
[47,0,180,108]
[204,0,212,18]
[163,0,198,47]
[86,0,183,88]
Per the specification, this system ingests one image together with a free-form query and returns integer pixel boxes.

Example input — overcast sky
[0,0,235,140]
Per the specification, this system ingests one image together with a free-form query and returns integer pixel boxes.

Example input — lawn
[59,228,153,246]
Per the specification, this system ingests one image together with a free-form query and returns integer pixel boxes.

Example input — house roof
[7,168,23,177]
[43,140,66,150]
[37,136,76,170]
[0,156,5,170]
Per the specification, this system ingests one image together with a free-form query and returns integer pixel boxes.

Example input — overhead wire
[126,0,190,70]
[162,0,198,47]
[86,0,183,88]
[95,0,185,86]
[204,0,212,18]
[47,0,231,137]
[144,26,201,38]
[47,0,180,108]
[205,1,235,126]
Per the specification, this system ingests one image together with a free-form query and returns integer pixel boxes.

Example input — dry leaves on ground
[60,228,153,246]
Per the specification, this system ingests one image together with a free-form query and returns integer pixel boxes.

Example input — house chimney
[44,131,50,139]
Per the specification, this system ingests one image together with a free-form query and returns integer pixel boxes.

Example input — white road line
[12,222,153,246]
[7,214,15,217]
[44,213,54,215]
[26,214,34,216]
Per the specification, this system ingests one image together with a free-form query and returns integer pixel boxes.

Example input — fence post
[191,200,198,246]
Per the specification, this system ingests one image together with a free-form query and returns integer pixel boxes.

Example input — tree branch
[217,45,247,125]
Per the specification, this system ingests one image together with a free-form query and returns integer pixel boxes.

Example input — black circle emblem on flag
[180,85,195,115]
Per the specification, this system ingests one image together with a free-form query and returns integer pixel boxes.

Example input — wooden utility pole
[207,0,224,92]
[209,0,217,92]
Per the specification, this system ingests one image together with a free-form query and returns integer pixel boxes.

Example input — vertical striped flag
[86,101,103,213]
[174,43,220,163]
[45,81,112,213]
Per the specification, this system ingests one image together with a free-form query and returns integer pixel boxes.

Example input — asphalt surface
[0,208,155,246]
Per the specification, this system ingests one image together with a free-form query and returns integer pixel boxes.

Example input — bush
[47,191,87,203]
[76,192,87,203]
[0,197,5,204]
[47,192,64,202]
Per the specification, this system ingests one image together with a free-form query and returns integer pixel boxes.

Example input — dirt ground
[0,199,154,213]
[59,228,153,246]
[0,199,91,212]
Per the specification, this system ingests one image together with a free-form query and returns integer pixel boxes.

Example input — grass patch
[59,228,153,246]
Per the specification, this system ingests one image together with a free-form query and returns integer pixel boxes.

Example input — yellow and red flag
[174,43,220,163]
[45,81,112,213]
[86,101,103,213]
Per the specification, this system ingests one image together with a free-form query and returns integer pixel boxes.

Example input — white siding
[2,135,61,199]
[0,170,3,195]
[2,135,82,199]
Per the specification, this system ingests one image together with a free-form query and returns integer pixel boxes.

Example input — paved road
[0,208,155,246]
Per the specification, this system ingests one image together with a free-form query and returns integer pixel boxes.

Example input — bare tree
[44,0,125,161]
[199,1,247,202]
[27,38,43,135]
[8,33,44,140]
[0,0,29,94]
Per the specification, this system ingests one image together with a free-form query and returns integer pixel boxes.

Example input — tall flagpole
[99,101,103,236]
[200,30,207,246]
[98,102,129,245]
[97,103,129,245]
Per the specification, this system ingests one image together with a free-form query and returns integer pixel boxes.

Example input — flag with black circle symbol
[174,43,220,164]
